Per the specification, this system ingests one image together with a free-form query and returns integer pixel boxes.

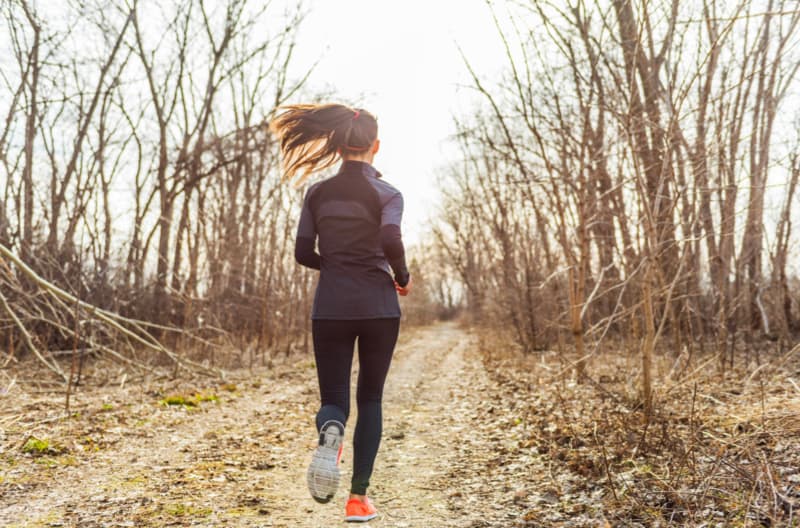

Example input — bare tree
[0,0,314,374]
[436,0,800,408]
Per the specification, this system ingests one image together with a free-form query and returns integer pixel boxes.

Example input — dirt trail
[1,322,494,527]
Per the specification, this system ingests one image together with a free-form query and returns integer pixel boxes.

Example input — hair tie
[352,109,360,120]
[344,144,371,152]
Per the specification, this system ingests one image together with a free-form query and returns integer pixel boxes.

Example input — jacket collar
[339,160,382,179]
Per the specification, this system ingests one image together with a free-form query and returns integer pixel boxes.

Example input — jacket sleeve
[295,187,321,270]
[380,191,410,287]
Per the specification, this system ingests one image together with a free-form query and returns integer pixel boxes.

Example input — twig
[65,282,80,413]
[0,276,66,380]
[594,420,619,503]
[0,243,222,378]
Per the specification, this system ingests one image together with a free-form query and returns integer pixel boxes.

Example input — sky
[283,0,508,244]
[281,0,800,244]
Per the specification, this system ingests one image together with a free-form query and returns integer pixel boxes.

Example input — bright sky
[282,1,800,255]
[284,0,506,244]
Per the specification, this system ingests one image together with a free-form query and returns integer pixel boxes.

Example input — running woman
[270,104,412,523]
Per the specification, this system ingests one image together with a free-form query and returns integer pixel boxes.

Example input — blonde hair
[269,103,378,182]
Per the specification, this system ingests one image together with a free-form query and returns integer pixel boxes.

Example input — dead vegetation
[429,5,800,525]
[1,0,314,378]
[445,329,800,527]
[435,0,800,425]
[1,322,798,527]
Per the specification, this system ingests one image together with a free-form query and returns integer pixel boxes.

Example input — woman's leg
[351,318,400,495]
[307,319,359,503]
[312,319,358,429]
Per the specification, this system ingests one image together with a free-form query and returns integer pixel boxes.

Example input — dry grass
[464,327,800,527]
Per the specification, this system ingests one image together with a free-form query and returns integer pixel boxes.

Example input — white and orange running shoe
[345,496,378,522]
[306,420,344,504]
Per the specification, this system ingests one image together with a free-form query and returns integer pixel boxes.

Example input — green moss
[31,454,76,467]
[163,503,213,517]
[294,360,315,370]
[124,474,146,487]
[80,436,102,452]
[225,506,258,517]
[194,460,225,471]
[159,391,219,408]
[159,394,198,407]
[35,457,56,468]
[101,403,114,411]
[108,474,146,491]
[22,436,64,456]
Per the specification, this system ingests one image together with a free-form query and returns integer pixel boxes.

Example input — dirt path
[1,322,495,527]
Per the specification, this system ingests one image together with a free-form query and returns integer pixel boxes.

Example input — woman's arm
[380,191,410,287]
[295,236,321,270]
[380,224,409,287]
[295,186,321,270]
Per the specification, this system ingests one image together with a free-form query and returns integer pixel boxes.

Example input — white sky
[283,0,506,244]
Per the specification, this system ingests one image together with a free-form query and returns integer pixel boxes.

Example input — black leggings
[312,318,400,495]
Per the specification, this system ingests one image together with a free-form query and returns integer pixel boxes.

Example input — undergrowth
[475,331,800,527]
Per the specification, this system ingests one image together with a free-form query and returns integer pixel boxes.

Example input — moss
[194,460,225,472]
[196,393,219,403]
[294,360,315,370]
[80,436,102,452]
[124,474,146,487]
[32,454,76,468]
[159,395,198,407]
[22,436,64,456]
[101,403,114,411]
[163,503,213,517]
[111,474,146,490]
[33,457,57,468]
[101,473,148,494]
[159,391,219,408]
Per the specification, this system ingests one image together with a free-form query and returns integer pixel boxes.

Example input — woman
[270,104,412,523]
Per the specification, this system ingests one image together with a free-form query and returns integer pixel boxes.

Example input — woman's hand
[394,276,412,296]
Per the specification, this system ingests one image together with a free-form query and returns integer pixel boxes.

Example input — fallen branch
[0,243,223,379]
[0,282,66,381]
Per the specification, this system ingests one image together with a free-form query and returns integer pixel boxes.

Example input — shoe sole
[345,513,378,522]
[307,420,344,504]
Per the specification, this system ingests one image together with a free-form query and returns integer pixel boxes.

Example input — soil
[0,322,510,527]
[3,322,798,527]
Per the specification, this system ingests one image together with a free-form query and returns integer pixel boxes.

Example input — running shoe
[345,497,378,522]
[306,420,344,504]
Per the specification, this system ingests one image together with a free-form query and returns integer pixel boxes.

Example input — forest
[1,0,799,526]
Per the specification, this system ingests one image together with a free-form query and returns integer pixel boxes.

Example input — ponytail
[269,103,378,182]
